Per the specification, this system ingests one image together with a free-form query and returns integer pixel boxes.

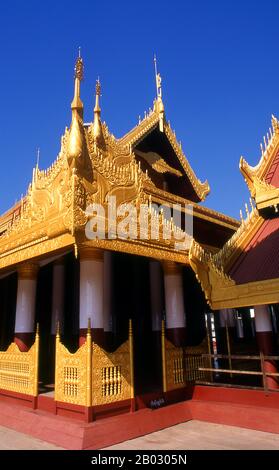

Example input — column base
[79,328,104,348]
[14,333,34,352]
[166,327,187,347]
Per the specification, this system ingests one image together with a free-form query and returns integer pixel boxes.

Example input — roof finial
[71,50,84,119]
[153,54,164,131]
[94,77,101,113]
[154,54,162,98]
[36,147,40,169]
[67,52,85,169]
[92,77,105,148]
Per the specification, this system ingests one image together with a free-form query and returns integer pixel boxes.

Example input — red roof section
[265,149,279,187]
[228,217,279,284]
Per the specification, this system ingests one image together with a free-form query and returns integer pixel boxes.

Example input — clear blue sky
[0,0,278,219]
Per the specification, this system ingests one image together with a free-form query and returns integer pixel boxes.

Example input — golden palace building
[0,54,278,448]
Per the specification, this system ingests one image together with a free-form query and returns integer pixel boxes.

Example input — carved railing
[55,328,91,406]
[161,320,211,392]
[0,327,39,396]
[55,320,134,407]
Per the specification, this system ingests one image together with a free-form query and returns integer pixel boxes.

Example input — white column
[163,261,185,329]
[14,263,38,351]
[254,305,273,332]
[219,308,236,328]
[103,251,113,333]
[149,260,163,331]
[79,247,104,344]
[163,261,186,346]
[51,259,65,335]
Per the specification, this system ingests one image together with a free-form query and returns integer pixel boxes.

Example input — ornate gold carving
[74,57,84,81]
[188,217,279,309]
[55,335,90,406]
[212,207,261,272]
[161,322,211,392]
[165,339,185,390]
[0,234,74,271]
[252,177,279,210]
[92,340,132,406]
[240,114,279,197]
[0,55,235,275]
[79,238,188,265]
[189,238,235,305]
[163,122,210,201]
[55,323,134,407]
[135,150,182,177]
[0,330,39,397]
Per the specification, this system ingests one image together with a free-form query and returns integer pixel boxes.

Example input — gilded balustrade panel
[164,339,186,391]
[162,324,211,392]
[184,338,211,383]
[92,341,132,406]
[55,339,90,406]
[0,334,39,396]
[55,323,134,407]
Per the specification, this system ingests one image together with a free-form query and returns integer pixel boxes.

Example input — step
[0,399,192,449]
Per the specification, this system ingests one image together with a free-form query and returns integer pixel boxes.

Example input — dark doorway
[0,273,17,350]
[35,253,80,392]
[112,252,162,395]
[35,263,53,391]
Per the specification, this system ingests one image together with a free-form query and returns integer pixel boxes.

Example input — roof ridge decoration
[118,56,209,202]
[240,115,279,209]
[189,238,235,305]
[163,121,210,201]
[212,204,260,270]
[118,109,210,201]
[188,202,263,306]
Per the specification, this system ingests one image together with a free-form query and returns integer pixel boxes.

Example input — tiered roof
[0,54,237,272]
[190,115,279,309]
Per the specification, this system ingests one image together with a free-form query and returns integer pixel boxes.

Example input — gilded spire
[68,50,85,169]
[71,49,84,119]
[94,78,101,114]
[92,78,105,148]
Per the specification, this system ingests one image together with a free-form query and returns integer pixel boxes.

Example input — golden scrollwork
[161,321,211,392]
[55,323,134,407]
[55,335,90,406]
[92,340,132,406]
[164,339,186,391]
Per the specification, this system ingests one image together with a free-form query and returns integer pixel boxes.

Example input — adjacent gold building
[0,54,240,419]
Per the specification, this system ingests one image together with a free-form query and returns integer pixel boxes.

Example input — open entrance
[0,273,17,351]
[35,263,53,394]
[112,252,162,396]
[35,253,79,395]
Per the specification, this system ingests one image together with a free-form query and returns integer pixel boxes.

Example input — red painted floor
[1,385,279,449]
